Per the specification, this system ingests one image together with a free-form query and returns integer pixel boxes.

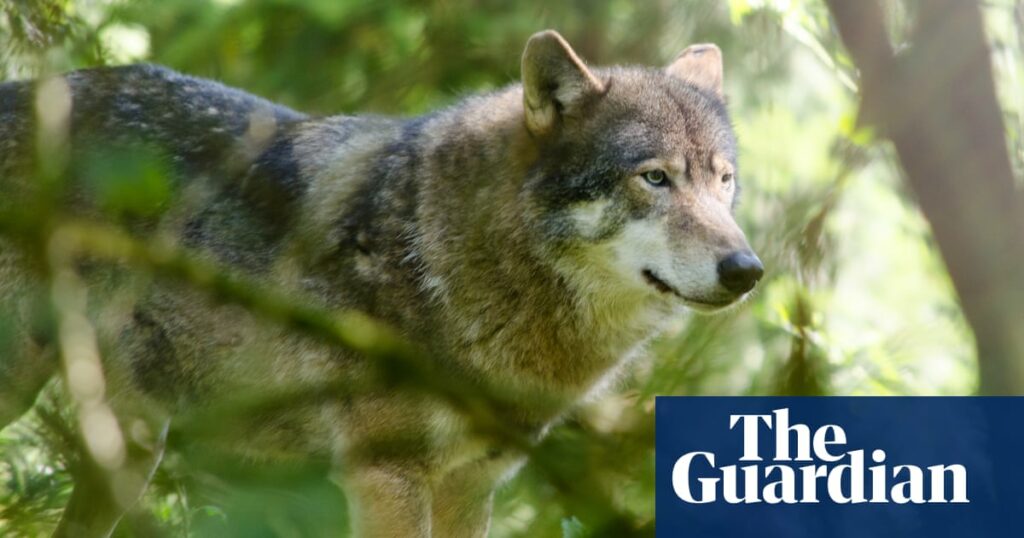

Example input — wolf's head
[520,30,762,314]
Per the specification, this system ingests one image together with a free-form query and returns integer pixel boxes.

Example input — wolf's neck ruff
[301,87,667,402]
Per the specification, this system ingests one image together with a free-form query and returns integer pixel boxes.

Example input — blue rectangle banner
[655,397,1024,537]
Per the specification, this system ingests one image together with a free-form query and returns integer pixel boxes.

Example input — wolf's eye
[722,173,734,184]
[642,169,669,187]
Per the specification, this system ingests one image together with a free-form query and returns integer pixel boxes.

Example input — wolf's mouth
[642,269,680,296]
[642,269,734,309]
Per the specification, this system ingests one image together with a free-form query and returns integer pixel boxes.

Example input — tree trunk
[825,0,1024,394]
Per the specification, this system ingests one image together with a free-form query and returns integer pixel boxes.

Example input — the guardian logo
[657,397,1024,537]
[672,408,969,505]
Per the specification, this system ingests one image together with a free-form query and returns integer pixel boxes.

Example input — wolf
[0,30,762,537]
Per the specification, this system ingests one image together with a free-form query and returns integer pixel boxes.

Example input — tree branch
[0,213,641,535]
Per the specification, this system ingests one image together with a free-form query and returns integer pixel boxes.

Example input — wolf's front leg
[434,452,525,538]
[345,464,431,538]
[431,460,498,538]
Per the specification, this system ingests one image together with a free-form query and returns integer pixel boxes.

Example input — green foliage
[2,0,1020,536]
[83,145,172,218]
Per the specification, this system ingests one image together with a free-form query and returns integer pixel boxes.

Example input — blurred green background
[1,0,1022,536]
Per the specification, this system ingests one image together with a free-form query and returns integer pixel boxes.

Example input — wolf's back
[1,64,306,193]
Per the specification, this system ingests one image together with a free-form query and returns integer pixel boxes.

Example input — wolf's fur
[0,31,758,537]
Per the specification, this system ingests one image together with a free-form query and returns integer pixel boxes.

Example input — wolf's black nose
[717,251,764,294]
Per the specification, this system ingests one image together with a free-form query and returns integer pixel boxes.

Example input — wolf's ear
[521,30,606,136]
[666,44,724,99]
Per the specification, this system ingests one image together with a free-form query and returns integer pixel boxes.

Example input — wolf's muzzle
[717,251,764,294]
